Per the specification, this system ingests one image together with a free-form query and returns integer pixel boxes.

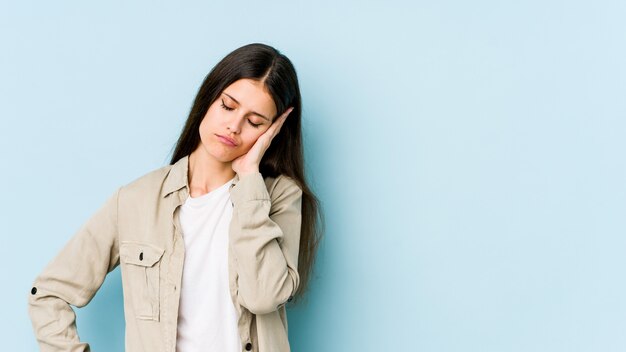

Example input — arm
[27,187,121,351]
[229,172,302,315]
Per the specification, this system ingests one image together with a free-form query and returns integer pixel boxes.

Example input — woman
[27,43,322,352]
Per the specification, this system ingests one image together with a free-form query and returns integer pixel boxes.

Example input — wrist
[236,168,260,177]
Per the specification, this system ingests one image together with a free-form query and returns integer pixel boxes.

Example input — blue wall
[2,1,625,351]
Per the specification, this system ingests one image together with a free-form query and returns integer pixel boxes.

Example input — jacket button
[31,287,37,295]
[245,342,252,351]
[139,252,144,261]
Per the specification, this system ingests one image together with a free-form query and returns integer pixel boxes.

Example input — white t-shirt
[176,177,241,352]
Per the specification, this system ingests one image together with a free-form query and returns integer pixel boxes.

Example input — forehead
[222,79,277,119]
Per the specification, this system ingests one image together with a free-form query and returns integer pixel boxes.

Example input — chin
[201,141,230,160]
[210,152,236,163]
[208,149,239,163]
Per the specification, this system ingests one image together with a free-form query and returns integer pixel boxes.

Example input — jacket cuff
[230,172,270,205]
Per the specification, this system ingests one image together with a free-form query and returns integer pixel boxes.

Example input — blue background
[2,1,625,351]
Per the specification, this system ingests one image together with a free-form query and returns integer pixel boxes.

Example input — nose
[226,115,244,134]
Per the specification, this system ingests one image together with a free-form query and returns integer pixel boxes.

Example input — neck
[187,148,236,197]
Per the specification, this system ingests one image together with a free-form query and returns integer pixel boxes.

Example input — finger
[283,107,294,118]
[267,107,293,138]
[275,107,293,124]
[272,113,289,135]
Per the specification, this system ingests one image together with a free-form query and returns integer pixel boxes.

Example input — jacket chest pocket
[120,241,165,321]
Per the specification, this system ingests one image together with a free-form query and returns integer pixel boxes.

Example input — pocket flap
[120,242,165,267]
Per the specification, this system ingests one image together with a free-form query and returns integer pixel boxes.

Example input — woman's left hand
[231,107,294,176]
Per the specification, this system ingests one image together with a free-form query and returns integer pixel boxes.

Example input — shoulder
[119,163,173,199]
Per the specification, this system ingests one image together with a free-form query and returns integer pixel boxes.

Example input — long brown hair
[169,43,323,304]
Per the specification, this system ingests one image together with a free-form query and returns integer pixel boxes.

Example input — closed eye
[248,120,262,128]
[221,99,234,111]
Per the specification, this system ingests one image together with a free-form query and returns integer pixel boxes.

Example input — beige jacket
[27,155,302,352]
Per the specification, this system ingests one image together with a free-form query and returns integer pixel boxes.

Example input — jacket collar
[161,154,241,198]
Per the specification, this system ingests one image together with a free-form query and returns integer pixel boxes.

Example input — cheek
[239,130,265,149]
[198,119,212,139]
[199,110,220,134]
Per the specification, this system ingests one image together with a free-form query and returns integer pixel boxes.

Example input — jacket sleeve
[27,187,122,352]
[229,172,302,315]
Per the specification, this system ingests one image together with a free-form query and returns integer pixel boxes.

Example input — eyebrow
[222,92,270,121]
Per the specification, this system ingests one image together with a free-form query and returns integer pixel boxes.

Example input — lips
[215,134,238,146]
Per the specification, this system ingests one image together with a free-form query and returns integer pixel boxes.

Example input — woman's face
[197,78,277,163]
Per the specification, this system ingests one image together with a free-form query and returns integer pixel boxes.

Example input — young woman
[27,43,322,352]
